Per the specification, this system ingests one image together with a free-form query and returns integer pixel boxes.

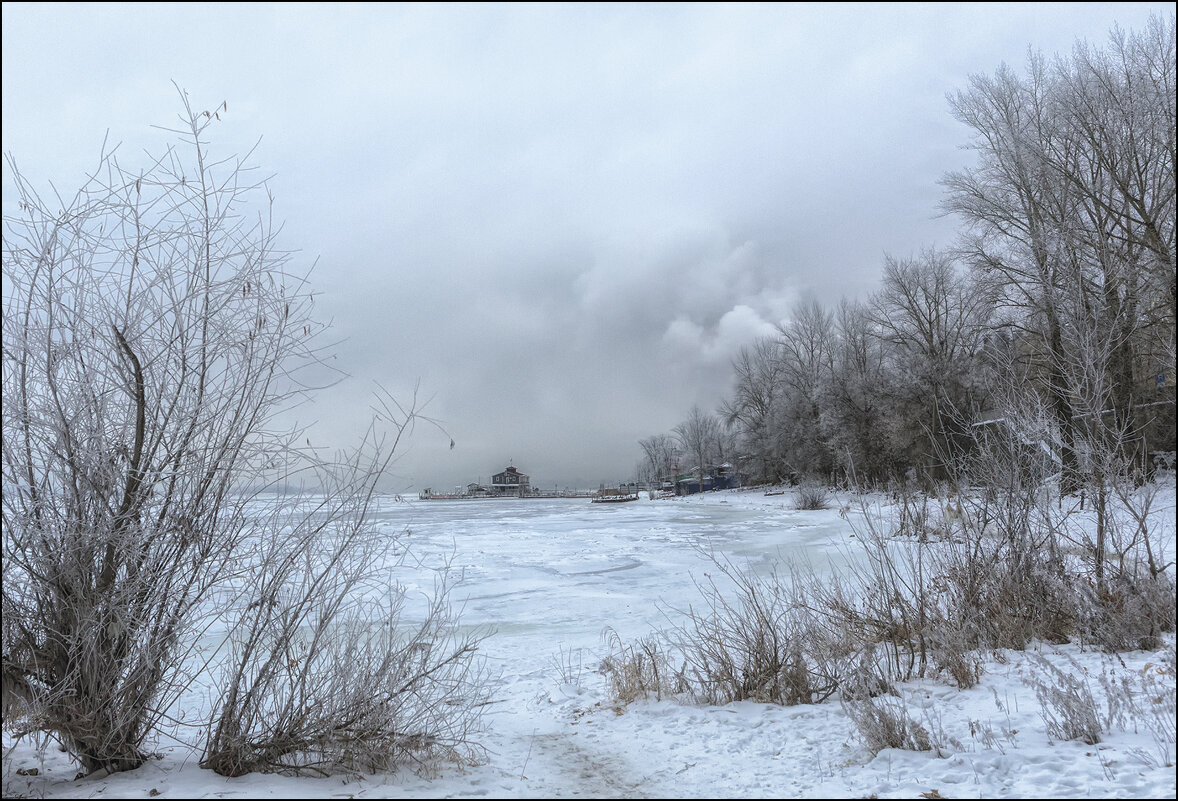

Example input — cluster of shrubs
[599,457,1176,759]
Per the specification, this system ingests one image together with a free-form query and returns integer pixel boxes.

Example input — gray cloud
[3,2,1170,490]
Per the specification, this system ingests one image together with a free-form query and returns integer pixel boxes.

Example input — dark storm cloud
[4,2,1171,490]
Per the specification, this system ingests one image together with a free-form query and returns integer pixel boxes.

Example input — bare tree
[2,91,487,778]
[638,433,680,491]
[824,298,892,483]
[774,297,836,478]
[674,406,721,493]
[1056,16,1175,365]
[721,337,787,483]
[942,14,1176,487]
[1051,16,1177,465]
[941,51,1087,491]
[201,464,492,777]
[868,249,994,478]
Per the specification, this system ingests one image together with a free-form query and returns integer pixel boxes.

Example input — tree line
[641,14,1176,493]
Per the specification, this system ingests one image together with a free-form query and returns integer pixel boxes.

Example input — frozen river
[369,494,858,656]
[7,486,1174,799]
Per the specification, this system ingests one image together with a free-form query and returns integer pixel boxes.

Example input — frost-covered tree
[720,337,788,482]
[674,406,723,491]
[942,13,1176,485]
[867,249,995,478]
[638,433,681,488]
[822,298,894,483]
[773,298,837,479]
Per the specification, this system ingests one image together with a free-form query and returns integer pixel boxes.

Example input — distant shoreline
[418,492,597,501]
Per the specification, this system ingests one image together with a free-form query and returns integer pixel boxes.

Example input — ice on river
[4,486,1175,799]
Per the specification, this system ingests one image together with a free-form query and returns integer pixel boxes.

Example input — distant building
[491,465,530,496]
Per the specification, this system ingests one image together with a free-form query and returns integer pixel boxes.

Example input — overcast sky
[3,2,1171,491]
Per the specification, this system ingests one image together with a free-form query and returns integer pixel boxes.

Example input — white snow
[4,481,1175,799]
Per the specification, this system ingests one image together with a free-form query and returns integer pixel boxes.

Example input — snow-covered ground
[4,481,1175,799]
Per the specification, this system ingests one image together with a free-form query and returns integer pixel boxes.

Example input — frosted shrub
[1,94,487,780]
[794,481,832,511]
[1080,570,1176,653]
[601,555,851,708]
[550,644,587,690]
[674,558,843,706]
[201,482,493,778]
[1026,654,1105,745]
[2,95,322,776]
[598,628,685,703]
[840,685,933,757]
[1129,648,1176,769]
[924,619,983,689]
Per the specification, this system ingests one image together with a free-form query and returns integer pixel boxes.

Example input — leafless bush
[550,645,587,690]
[201,497,492,777]
[600,553,856,708]
[842,697,934,756]
[1126,647,1176,768]
[597,628,684,703]
[1,92,317,775]
[892,485,946,543]
[831,484,1079,691]
[834,448,1078,689]
[1079,570,1177,653]
[916,387,1099,656]
[1026,653,1106,745]
[840,415,1171,688]
[839,664,941,757]
[933,507,1077,653]
[2,92,484,779]
[840,653,961,757]
[667,555,848,706]
[924,618,983,690]
[794,481,832,511]
[819,541,984,690]
[1073,474,1177,653]
[818,504,939,684]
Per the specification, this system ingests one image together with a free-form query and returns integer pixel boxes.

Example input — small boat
[592,488,640,503]
[592,494,639,503]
